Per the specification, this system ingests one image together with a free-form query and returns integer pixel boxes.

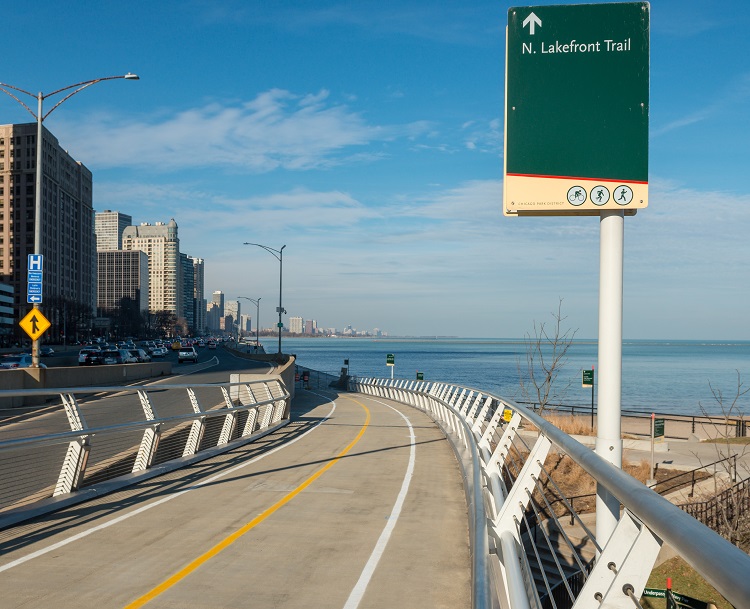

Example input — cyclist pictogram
[567,186,587,206]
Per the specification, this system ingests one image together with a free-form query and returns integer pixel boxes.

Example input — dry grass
[537,454,653,517]
[544,414,596,436]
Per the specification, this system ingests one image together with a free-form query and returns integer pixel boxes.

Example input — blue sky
[1,0,749,339]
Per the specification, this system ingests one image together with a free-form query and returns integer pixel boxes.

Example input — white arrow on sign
[523,11,542,35]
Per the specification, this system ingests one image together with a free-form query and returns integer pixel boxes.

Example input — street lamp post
[237,296,261,350]
[0,73,139,367]
[243,243,286,354]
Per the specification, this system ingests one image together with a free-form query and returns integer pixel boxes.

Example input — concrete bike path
[0,388,470,609]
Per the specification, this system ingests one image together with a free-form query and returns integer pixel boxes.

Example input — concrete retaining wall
[0,363,172,408]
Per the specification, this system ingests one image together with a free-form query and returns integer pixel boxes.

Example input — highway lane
[0,388,470,609]
[0,347,275,439]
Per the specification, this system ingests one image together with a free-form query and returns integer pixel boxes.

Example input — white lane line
[0,396,337,573]
[343,397,416,609]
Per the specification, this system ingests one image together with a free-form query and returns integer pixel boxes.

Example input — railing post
[54,393,91,496]
[218,386,238,445]
[183,388,206,456]
[133,390,161,472]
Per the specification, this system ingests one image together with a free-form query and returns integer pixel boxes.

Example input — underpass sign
[504,2,650,216]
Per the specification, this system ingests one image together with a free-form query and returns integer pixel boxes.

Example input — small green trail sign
[504,2,650,216]
[386,353,395,366]
[582,369,594,387]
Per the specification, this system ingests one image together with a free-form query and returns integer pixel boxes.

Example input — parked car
[79,348,103,366]
[128,348,151,363]
[178,346,198,363]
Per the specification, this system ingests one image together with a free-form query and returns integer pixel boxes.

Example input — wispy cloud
[653,72,750,136]
[191,1,502,46]
[55,89,431,173]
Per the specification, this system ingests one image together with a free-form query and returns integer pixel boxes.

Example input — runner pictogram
[591,186,610,205]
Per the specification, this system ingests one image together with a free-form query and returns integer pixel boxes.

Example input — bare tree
[518,298,578,415]
[693,371,750,550]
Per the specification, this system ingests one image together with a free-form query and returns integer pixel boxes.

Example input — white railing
[351,377,750,609]
[0,377,290,529]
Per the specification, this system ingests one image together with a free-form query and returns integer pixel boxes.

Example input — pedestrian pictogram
[615,185,634,205]
[19,309,51,341]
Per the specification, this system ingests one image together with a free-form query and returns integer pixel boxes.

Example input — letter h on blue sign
[28,254,43,272]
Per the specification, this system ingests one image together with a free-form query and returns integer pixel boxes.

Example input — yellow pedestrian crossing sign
[19,309,51,341]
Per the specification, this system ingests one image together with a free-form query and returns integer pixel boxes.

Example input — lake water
[259,337,750,417]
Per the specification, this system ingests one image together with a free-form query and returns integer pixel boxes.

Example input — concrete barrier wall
[224,346,296,418]
[0,363,172,408]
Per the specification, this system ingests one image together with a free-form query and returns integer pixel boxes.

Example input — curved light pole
[243,243,286,354]
[0,73,139,367]
[237,296,261,349]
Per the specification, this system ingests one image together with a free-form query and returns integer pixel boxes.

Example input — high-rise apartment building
[189,256,205,335]
[97,250,149,312]
[0,123,96,313]
[122,219,181,317]
[225,300,240,337]
[289,316,303,334]
[95,210,132,251]
[206,290,224,332]
[180,253,195,331]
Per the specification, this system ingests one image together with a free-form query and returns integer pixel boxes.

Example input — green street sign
[643,588,709,609]
[277,322,284,328]
[654,417,665,438]
[416,372,424,381]
[504,2,649,216]
[386,353,395,366]
[582,369,594,387]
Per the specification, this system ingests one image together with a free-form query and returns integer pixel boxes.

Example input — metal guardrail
[0,377,290,529]
[351,377,750,609]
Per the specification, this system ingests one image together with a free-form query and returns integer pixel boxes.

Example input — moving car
[0,354,47,369]
[178,346,198,363]
[79,348,103,366]
[128,348,151,363]
[101,349,137,365]
[151,347,168,358]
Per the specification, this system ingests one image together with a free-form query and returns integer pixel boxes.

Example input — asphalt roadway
[0,387,471,609]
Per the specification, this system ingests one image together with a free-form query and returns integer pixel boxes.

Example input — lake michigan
[259,337,750,417]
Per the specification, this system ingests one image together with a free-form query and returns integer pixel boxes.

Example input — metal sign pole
[595,210,624,548]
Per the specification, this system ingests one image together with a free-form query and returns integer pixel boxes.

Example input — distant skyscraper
[190,257,205,334]
[207,290,224,332]
[289,316,303,334]
[95,210,132,251]
[122,219,181,316]
[97,250,149,312]
[225,300,240,336]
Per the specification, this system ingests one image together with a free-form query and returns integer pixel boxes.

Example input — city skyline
[0,1,748,339]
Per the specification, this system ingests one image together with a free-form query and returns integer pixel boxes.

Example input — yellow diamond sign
[19,309,51,341]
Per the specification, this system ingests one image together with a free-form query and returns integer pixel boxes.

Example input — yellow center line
[125,396,370,608]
